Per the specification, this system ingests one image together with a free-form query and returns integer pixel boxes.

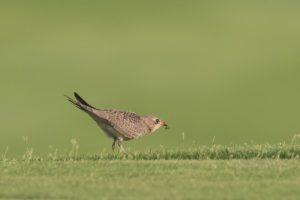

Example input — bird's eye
[155,119,160,124]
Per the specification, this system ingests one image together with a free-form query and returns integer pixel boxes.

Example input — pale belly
[97,123,130,140]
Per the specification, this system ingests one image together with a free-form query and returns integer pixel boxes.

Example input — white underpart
[99,122,124,138]
[95,119,124,139]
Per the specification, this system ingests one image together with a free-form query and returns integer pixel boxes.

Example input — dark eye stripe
[155,119,160,123]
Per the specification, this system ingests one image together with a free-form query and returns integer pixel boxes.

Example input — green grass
[68,142,300,161]
[1,140,300,199]
[3,136,299,162]
[0,160,300,200]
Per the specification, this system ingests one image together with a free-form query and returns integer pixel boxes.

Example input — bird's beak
[160,121,169,129]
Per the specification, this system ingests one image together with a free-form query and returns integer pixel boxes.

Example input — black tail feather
[74,92,96,109]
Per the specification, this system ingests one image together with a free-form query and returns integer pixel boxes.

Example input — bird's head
[142,115,168,133]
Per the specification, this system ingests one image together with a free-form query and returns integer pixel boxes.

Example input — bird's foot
[118,139,126,153]
[119,145,125,153]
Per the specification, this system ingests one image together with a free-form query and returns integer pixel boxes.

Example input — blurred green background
[1,1,300,156]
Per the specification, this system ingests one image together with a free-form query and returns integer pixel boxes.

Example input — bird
[64,92,168,152]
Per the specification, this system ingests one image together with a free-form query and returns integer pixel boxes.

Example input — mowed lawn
[0,160,299,200]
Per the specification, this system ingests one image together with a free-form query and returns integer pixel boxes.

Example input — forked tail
[64,92,95,112]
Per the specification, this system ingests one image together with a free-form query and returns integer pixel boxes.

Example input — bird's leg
[118,138,125,152]
[112,139,116,153]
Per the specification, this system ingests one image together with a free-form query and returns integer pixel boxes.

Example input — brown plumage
[65,92,168,152]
